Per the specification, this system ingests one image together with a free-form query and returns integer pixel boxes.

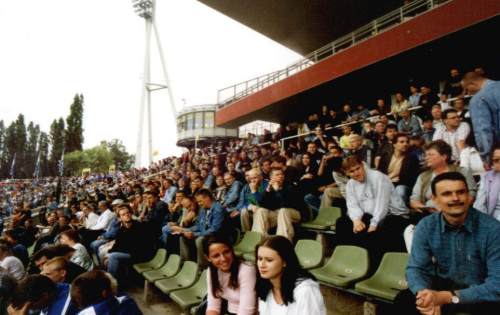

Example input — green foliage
[107,139,135,171]
[65,94,84,153]
[49,117,65,176]
[63,143,114,176]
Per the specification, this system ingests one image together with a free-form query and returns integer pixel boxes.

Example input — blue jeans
[107,252,132,280]
[304,193,321,218]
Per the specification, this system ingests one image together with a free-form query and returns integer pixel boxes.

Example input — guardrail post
[400,7,404,21]
[351,33,356,45]
[332,43,336,54]
[373,20,378,34]
[429,0,434,8]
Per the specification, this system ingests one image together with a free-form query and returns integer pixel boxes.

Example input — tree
[0,120,5,175]
[49,118,65,176]
[107,139,135,171]
[65,94,84,153]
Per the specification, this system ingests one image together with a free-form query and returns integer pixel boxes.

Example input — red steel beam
[215,0,500,127]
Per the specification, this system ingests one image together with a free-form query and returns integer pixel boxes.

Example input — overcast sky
[0,0,301,164]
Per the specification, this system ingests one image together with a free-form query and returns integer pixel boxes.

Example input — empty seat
[355,252,409,301]
[311,245,369,287]
[133,248,167,274]
[155,261,199,294]
[143,254,181,282]
[295,239,324,269]
[300,207,341,230]
[170,269,208,310]
[233,231,263,257]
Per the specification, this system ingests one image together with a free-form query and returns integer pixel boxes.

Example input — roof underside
[198,0,403,55]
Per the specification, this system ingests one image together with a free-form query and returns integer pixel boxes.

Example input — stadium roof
[198,0,403,55]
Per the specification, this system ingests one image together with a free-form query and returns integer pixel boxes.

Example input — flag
[33,152,41,178]
[58,148,65,176]
[9,153,16,178]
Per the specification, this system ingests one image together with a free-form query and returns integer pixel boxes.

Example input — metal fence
[217,0,450,107]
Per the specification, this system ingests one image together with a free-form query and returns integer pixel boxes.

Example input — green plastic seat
[300,207,341,230]
[233,231,263,257]
[143,254,181,282]
[310,245,369,287]
[242,252,255,262]
[154,261,199,294]
[295,239,324,269]
[170,269,208,310]
[355,252,409,301]
[133,248,167,274]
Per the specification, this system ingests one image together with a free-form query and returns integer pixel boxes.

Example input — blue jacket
[189,201,227,237]
[469,79,500,161]
[236,181,268,211]
[222,180,243,211]
[101,217,120,240]
[77,295,142,315]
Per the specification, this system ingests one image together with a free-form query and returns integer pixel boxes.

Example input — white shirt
[84,212,99,229]
[433,122,470,161]
[91,209,116,230]
[460,147,486,176]
[0,256,25,280]
[258,279,326,315]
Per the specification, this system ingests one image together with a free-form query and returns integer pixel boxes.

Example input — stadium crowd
[0,69,498,315]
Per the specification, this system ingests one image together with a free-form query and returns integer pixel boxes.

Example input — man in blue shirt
[397,172,500,314]
[462,72,500,163]
[179,189,228,268]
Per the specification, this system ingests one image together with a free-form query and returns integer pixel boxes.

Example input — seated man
[70,270,142,315]
[239,168,267,232]
[179,189,228,268]
[40,257,70,284]
[251,168,302,240]
[106,204,152,285]
[397,172,500,315]
[377,133,421,204]
[474,144,500,221]
[31,245,86,283]
[336,156,410,265]
[221,171,243,221]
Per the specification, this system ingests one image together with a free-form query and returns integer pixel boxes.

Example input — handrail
[217,0,450,107]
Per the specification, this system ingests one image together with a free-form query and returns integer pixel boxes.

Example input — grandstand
[1,0,500,314]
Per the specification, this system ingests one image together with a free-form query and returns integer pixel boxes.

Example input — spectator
[106,205,151,285]
[346,134,373,167]
[203,235,257,315]
[391,92,410,119]
[239,168,267,233]
[408,85,421,107]
[161,195,197,254]
[431,105,444,130]
[70,270,142,315]
[398,172,500,315]
[31,246,86,283]
[462,71,500,163]
[397,106,422,136]
[58,229,93,272]
[256,236,326,315]
[221,172,243,219]
[410,140,477,218]
[2,230,29,267]
[179,189,229,268]
[459,132,486,180]
[212,175,227,204]
[40,257,70,283]
[161,179,177,205]
[474,145,500,220]
[378,133,421,202]
[141,189,170,238]
[432,108,470,162]
[442,67,463,98]
[421,117,435,143]
[0,243,25,281]
[336,156,410,264]
[252,169,302,241]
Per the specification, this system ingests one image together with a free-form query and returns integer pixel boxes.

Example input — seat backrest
[329,245,369,279]
[371,252,409,290]
[151,248,167,269]
[295,239,323,269]
[316,207,342,226]
[162,254,182,277]
[192,269,208,295]
[176,261,199,287]
[235,231,263,251]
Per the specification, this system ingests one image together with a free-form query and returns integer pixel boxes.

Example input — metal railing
[217,0,450,107]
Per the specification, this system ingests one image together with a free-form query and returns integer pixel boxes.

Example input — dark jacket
[377,151,420,191]
[109,221,152,262]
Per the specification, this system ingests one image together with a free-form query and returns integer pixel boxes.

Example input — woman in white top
[256,236,326,315]
[59,229,94,271]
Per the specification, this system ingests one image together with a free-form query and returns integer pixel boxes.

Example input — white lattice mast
[132,0,177,167]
